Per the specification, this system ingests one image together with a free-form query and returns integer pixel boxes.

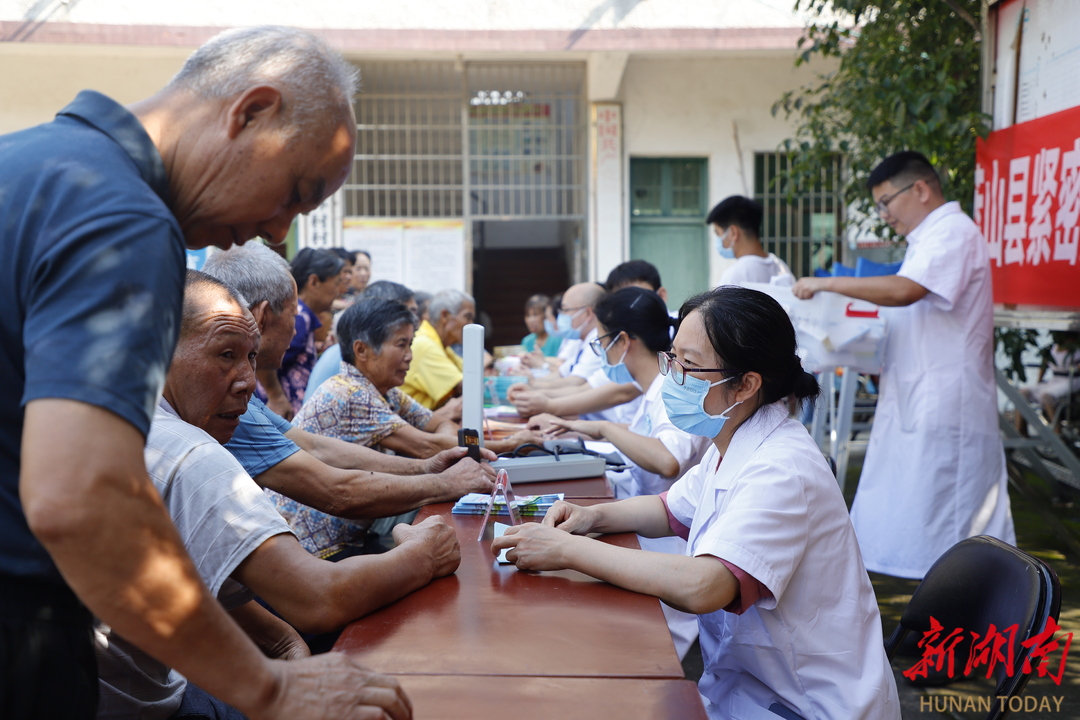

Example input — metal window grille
[340,61,586,222]
[753,153,844,278]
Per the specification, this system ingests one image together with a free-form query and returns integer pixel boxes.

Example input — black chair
[884,535,1061,719]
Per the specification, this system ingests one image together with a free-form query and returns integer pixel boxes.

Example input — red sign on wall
[975,104,1080,307]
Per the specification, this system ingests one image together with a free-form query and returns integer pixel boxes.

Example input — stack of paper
[451,492,564,517]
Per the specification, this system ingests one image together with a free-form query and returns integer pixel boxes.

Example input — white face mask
[715,228,735,259]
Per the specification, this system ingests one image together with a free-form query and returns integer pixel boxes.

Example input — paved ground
[681,442,1080,719]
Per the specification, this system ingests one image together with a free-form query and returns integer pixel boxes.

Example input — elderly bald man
[0,26,406,720]
[97,271,448,719]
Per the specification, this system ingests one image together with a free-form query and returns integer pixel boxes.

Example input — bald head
[167,271,260,444]
[561,283,607,338]
[180,271,251,340]
[562,283,606,311]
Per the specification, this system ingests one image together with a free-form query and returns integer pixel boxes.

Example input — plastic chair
[812,267,831,278]
[855,257,903,277]
[832,262,856,277]
[884,535,1061,720]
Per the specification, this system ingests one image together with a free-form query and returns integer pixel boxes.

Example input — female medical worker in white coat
[539,287,709,659]
[493,286,900,720]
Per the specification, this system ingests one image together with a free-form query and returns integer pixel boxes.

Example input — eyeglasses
[874,182,916,216]
[559,305,587,316]
[589,331,622,357]
[657,351,733,386]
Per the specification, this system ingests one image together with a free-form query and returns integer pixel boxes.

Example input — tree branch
[936,0,980,33]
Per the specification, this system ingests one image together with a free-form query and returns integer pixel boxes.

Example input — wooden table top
[334,501,683,679]
[513,474,612,497]
[388,674,708,720]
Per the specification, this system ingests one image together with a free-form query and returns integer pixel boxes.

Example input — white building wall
[0,44,187,134]
[618,53,828,288]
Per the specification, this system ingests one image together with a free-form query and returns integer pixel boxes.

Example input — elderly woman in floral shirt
[295,297,538,458]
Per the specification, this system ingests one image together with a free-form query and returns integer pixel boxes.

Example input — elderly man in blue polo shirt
[0,26,409,720]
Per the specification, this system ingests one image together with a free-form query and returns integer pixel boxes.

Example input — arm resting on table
[285,426,427,475]
[254,447,491,519]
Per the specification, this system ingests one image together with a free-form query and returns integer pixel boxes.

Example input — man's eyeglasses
[874,182,916,216]
[657,351,732,386]
[589,331,621,357]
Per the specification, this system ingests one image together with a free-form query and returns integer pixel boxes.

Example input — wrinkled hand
[546,418,603,440]
[428,450,496,498]
[505,382,531,402]
[542,500,598,535]
[526,413,562,434]
[260,654,411,720]
[393,515,461,579]
[424,446,498,474]
[490,522,576,572]
[791,277,829,300]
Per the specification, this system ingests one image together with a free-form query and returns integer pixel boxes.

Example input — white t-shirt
[95,399,294,719]
[609,374,708,497]
[718,253,794,287]
[666,402,900,720]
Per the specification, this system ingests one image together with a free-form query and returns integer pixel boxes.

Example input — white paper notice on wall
[404,220,466,293]
[341,219,465,292]
[343,219,406,285]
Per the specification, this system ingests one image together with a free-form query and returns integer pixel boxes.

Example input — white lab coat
[607,373,709,659]
[719,253,795,287]
[850,202,1015,579]
[666,402,900,720]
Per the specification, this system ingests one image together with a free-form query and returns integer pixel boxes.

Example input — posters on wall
[342,219,466,293]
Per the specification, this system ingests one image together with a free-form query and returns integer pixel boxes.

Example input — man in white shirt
[709,195,794,287]
[792,151,1015,579]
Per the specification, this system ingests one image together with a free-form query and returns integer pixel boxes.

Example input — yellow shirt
[401,320,464,409]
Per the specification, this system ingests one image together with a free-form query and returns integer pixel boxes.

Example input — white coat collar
[907,200,961,244]
[715,401,789,479]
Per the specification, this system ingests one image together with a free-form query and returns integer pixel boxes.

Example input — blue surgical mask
[600,335,635,385]
[715,228,735,259]
[557,309,585,341]
[543,319,559,336]
[660,371,742,438]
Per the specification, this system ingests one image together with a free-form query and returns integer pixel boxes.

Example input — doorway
[629,158,709,308]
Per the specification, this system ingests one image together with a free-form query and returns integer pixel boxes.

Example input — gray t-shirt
[95,398,293,719]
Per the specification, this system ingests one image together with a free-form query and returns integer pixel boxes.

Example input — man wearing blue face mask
[709,196,794,287]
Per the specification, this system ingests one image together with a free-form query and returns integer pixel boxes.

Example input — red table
[335,502,684,680]
[389,674,707,720]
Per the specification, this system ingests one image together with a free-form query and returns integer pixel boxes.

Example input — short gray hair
[429,289,474,320]
[203,243,295,314]
[168,25,359,132]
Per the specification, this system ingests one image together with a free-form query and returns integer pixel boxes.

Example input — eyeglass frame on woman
[873,181,917,216]
[589,331,624,357]
[657,351,734,386]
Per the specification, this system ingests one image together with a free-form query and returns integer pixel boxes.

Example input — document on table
[494,522,513,564]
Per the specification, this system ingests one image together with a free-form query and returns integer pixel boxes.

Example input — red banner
[975,104,1080,307]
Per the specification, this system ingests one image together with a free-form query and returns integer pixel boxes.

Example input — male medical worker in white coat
[792,151,1015,579]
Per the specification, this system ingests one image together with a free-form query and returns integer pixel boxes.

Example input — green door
[629,158,708,309]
